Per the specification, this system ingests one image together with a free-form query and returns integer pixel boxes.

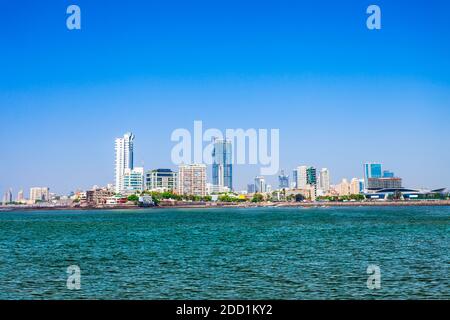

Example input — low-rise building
[86,188,115,205]
[123,167,145,193]
[146,169,177,192]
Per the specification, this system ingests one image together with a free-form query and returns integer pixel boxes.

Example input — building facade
[278,170,289,189]
[367,177,402,190]
[318,168,330,192]
[336,179,351,196]
[296,166,308,188]
[178,164,207,196]
[350,178,361,194]
[30,187,50,203]
[383,170,395,178]
[146,169,177,192]
[292,169,298,189]
[306,167,317,186]
[2,189,12,204]
[212,139,233,190]
[86,188,115,205]
[254,176,266,193]
[115,132,135,194]
[17,189,24,203]
[122,167,145,193]
[364,162,382,190]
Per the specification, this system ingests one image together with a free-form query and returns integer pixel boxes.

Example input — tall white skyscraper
[296,166,308,188]
[319,168,330,192]
[115,132,135,194]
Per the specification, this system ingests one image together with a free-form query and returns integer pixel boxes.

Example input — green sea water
[0,206,448,299]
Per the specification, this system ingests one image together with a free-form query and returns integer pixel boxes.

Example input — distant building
[367,177,402,190]
[212,138,233,190]
[254,176,266,193]
[292,170,298,189]
[364,162,382,189]
[336,179,351,196]
[350,178,361,194]
[382,170,395,178]
[206,183,230,195]
[122,167,145,193]
[306,167,317,186]
[278,170,289,189]
[138,195,154,207]
[146,169,177,192]
[247,183,256,194]
[30,187,50,203]
[296,166,308,188]
[115,132,135,194]
[17,189,24,203]
[286,185,316,201]
[2,189,12,205]
[318,168,330,192]
[86,188,115,205]
[359,179,365,193]
[178,164,207,196]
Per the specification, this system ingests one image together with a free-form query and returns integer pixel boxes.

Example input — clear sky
[1,0,449,195]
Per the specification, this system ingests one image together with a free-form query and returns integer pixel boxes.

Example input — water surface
[0,206,448,299]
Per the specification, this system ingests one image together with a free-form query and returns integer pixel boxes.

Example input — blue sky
[1,0,449,195]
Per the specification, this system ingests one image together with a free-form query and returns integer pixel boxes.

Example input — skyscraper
[364,162,382,187]
[212,138,233,190]
[306,167,317,186]
[296,166,308,188]
[2,189,12,205]
[17,189,24,203]
[178,164,207,196]
[254,176,266,193]
[278,170,289,189]
[292,169,298,189]
[115,132,135,194]
[318,168,330,192]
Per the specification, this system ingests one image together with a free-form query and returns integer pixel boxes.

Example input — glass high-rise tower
[364,163,382,180]
[306,167,317,186]
[278,170,289,189]
[364,162,382,190]
[212,138,233,191]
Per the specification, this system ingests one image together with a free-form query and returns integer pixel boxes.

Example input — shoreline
[1,200,450,212]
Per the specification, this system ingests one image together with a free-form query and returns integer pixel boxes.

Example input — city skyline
[1,1,450,194]
[1,129,448,198]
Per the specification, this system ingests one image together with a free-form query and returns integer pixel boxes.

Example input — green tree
[127,194,139,202]
[251,193,264,203]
